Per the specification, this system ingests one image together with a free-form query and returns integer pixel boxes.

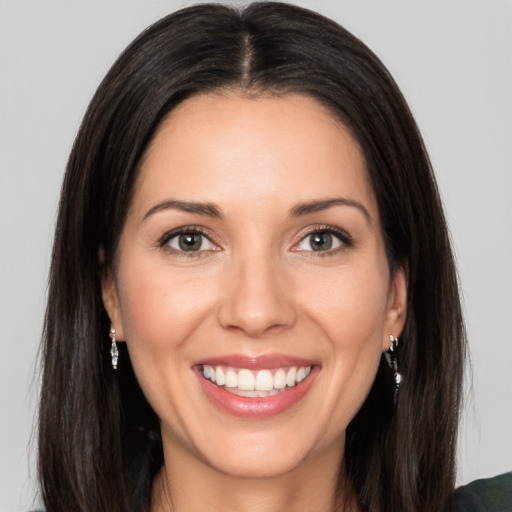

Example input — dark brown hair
[38,3,465,511]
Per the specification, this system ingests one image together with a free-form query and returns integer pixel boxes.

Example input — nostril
[216,257,298,336]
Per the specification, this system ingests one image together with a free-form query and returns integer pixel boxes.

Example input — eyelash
[158,226,218,258]
[158,225,353,258]
[293,225,353,257]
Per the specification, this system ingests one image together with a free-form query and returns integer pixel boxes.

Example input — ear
[102,270,125,342]
[382,263,407,351]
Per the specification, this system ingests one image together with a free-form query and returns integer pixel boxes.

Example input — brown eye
[294,228,347,253]
[166,230,217,252]
[178,233,203,251]
[309,232,333,251]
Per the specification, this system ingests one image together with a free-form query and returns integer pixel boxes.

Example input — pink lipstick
[194,354,319,418]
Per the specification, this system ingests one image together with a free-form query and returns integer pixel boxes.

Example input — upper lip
[193,353,318,370]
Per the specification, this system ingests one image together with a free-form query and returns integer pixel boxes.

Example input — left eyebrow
[142,199,224,221]
[289,198,372,224]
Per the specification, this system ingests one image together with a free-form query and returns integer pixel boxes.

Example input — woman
[36,2,509,511]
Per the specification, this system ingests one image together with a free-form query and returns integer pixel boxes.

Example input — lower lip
[196,367,318,418]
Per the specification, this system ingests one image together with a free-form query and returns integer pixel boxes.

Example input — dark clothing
[30,472,512,511]
[452,472,512,511]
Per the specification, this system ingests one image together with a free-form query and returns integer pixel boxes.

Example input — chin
[190,425,329,480]
[205,449,307,480]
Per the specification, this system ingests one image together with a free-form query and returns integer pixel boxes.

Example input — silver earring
[384,334,401,403]
[110,328,119,369]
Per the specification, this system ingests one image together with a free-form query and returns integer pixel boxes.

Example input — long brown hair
[38,3,466,511]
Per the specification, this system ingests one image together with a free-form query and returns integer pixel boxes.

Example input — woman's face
[103,93,406,478]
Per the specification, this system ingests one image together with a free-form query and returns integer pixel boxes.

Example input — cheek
[115,256,219,379]
[114,256,224,428]
[294,259,390,419]
[299,262,390,346]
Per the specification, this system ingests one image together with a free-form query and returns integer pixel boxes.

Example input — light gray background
[1,1,510,510]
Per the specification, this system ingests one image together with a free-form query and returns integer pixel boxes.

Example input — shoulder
[26,474,512,512]
[452,472,512,511]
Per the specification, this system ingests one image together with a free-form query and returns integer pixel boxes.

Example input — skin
[103,93,407,512]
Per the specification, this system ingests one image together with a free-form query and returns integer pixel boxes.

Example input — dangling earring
[384,334,401,403]
[110,328,119,369]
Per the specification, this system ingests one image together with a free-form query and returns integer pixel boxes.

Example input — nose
[217,252,297,338]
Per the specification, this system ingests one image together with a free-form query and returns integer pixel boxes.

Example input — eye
[294,228,349,253]
[164,230,217,252]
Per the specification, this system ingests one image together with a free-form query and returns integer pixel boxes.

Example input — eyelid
[158,225,220,252]
[157,224,351,256]
[291,225,353,253]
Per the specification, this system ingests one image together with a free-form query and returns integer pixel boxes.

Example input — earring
[384,334,401,403]
[110,328,119,369]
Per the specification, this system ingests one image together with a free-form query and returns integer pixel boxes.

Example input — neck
[150,438,357,512]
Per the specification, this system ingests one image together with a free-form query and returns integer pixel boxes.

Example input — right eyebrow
[289,197,372,225]
[141,199,224,222]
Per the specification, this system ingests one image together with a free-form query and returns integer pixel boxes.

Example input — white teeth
[203,365,213,380]
[202,365,312,392]
[227,388,281,398]
[286,367,297,387]
[215,366,225,386]
[296,367,306,383]
[255,370,274,391]
[238,369,255,390]
[225,369,238,388]
[273,369,287,389]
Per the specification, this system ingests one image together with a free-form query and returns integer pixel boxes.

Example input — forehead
[133,92,376,220]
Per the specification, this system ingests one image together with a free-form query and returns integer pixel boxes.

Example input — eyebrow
[289,198,371,223]
[142,199,223,221]
[142,197,371,224]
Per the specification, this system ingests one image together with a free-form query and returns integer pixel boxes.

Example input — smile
[196,357,318,418]
[202,365,312,397]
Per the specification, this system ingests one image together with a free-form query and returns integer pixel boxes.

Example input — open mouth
[201,365,312,398]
